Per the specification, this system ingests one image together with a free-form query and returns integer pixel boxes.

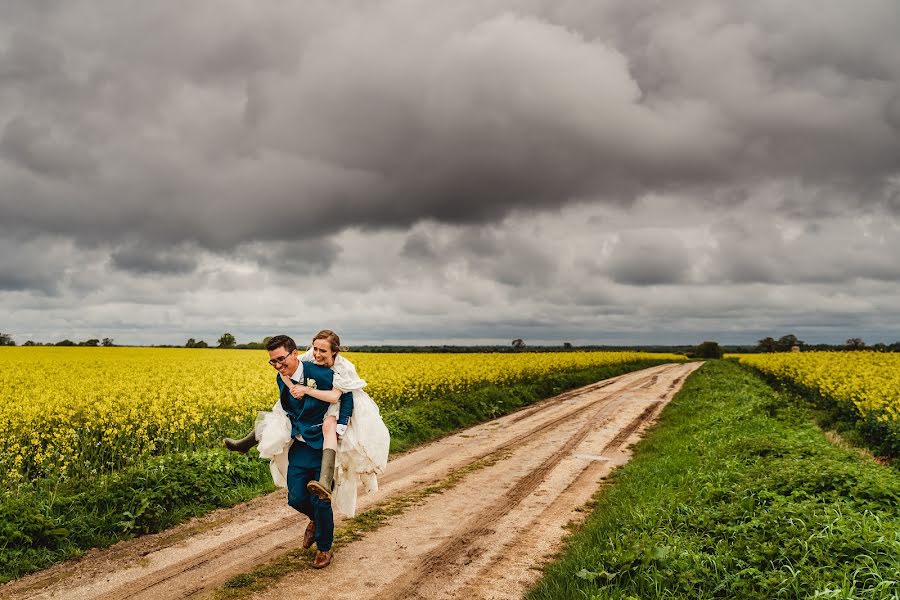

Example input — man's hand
[336,424,347,438]
[289,384,310,399]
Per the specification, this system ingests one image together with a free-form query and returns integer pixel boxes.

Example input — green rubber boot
[223,429,257,454]
[307,448,336,502]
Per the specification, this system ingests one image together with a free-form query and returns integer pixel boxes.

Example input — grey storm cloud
[396,224,560,288]
[605,231,690,286]
[0,117,98,179]
[109,241,199,275]
[0,0,898,255]
[238,238,341,276]
[0,234,85,294]
[707,216,900,286]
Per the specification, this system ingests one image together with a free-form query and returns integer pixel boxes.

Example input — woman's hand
[289,384,310,398]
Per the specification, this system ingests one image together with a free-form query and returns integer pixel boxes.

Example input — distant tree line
[3,331,897,353]
[0,334,115,347]
[746,334,900,353]
[181,333,268,349]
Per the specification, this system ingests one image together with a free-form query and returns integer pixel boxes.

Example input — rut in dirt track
[3,361,701,600]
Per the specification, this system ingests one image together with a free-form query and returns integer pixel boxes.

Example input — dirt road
[5,362,700,600]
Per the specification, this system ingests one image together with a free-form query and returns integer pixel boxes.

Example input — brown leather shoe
[312,549,333,569]
[302,520,316,549]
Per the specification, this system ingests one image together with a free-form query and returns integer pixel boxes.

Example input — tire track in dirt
[379,396,665,600]
[4,362,698,600]
[450,400,673,599]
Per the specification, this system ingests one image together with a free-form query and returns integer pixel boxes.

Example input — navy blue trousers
[286,441,334,552]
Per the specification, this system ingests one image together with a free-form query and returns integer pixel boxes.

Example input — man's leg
[287,443,334,566]
[310,491,334,568]
[287,462,318,549]
[311,493,334,551]
[286,461,315,520]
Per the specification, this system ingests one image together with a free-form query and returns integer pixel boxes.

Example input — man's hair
[266,334,297,353]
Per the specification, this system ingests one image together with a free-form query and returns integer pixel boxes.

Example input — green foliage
[0,333,15,346]
[693,340,723,359]
[235,342,266,350]
[217,333,237,348]
[527,360,900,600]
[756,334,806,353]
[845,337,867,350]
[747,365,900,459]
[0,450,273,582]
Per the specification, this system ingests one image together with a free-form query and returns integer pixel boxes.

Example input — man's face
[268,346,299,376]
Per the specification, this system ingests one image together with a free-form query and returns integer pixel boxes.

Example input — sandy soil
[4,362,701,600]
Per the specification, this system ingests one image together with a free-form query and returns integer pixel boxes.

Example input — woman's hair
[312,329,341,353]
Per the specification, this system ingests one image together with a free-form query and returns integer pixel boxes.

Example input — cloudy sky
[1,1,899,346]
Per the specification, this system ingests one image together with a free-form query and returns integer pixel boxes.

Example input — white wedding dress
[255,350,390,517]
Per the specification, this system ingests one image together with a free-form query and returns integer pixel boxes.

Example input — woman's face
[312,338,337,367]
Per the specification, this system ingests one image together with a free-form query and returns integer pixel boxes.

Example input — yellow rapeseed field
[0,347,681,485]
[738,351,900,424]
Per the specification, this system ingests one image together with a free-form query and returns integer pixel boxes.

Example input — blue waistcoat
[277,361,354,449]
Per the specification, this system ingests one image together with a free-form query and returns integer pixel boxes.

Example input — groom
[266,334,348,568]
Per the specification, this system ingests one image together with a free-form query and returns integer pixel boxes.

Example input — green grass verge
[741,362,900,459]
[527,360,900,600]
[0,358,674,583]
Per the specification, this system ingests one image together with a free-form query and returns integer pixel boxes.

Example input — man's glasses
[268,354,292,367]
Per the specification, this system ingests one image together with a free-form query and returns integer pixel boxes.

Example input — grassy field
[527,360,900,599]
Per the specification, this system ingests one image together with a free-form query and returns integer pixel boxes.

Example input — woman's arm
[288,384,342,403]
